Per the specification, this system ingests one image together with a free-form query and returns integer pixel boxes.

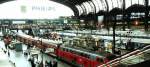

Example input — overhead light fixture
[80,20,84,22]
[134,20,139,26]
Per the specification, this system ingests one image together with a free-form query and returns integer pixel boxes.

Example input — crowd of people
[28,56,58,67]
[45,60,57,67]
[26,51,58,67]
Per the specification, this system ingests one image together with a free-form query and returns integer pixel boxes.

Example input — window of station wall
[98,16,104,24]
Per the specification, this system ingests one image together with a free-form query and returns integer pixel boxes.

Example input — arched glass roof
[92,0,101,13]
[88,1,96,13]
[76,0,108,15]
[75,0,147,16]
[76,5,83,16]
[0,0,149,17]
[149,0,150,5]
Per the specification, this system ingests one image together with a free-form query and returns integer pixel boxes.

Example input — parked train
[13,32,115,67]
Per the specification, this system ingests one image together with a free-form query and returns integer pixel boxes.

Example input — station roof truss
[0,0,150,23]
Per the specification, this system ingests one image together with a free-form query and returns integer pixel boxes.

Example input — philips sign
[32,6,55,11]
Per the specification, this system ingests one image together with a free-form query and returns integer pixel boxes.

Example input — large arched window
[125,0,144,9]
[107,0,123,11]
[92,0,100,13]
[83,2,91,14]
[80,4,87,15]
[76,5,84,16]
[100,0,107,11]
[88,1,96,13]
[91,0,107,13]
[107,0,113,11]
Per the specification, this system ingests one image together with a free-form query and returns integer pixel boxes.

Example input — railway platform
[0,41,72,67]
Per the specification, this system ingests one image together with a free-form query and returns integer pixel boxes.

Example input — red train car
[56,46,113,67]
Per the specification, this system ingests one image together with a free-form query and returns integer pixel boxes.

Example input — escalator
[98,45,150,67]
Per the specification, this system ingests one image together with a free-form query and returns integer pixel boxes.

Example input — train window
[65,49,68,52]
[72,51,76,54]
[80,53,84,56]
[75,51,80,55]
[66,49,68,52]
[60,48,63,50]
[62,48,65,51]
[68,49,70,52]
[32,41,35,45]
[84,54,90,59]
[79,53,89,58]
[96,58,104,63]
[70,50,73,53]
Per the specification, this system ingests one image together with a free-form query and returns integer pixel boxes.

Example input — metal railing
[98,45,150,67]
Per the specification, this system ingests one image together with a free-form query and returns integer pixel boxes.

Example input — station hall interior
[0,0,150,67]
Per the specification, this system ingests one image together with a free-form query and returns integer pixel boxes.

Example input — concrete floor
[0,41,72,67]
[0,48,13,67]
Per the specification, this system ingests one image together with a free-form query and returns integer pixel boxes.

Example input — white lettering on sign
[32,6,55,11]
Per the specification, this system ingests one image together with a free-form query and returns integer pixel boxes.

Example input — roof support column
[127,13,131,29]
[104,0,110,34]
[112,16,116,54]
[122,0,126,31]
[145,0,149,31]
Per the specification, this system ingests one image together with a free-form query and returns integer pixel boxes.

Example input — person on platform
[29,56,35,67]
[52,60,57,67]
[45,61,49,67]
[48,61,52,67]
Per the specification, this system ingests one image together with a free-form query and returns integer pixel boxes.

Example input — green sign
[21,5,27,13]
